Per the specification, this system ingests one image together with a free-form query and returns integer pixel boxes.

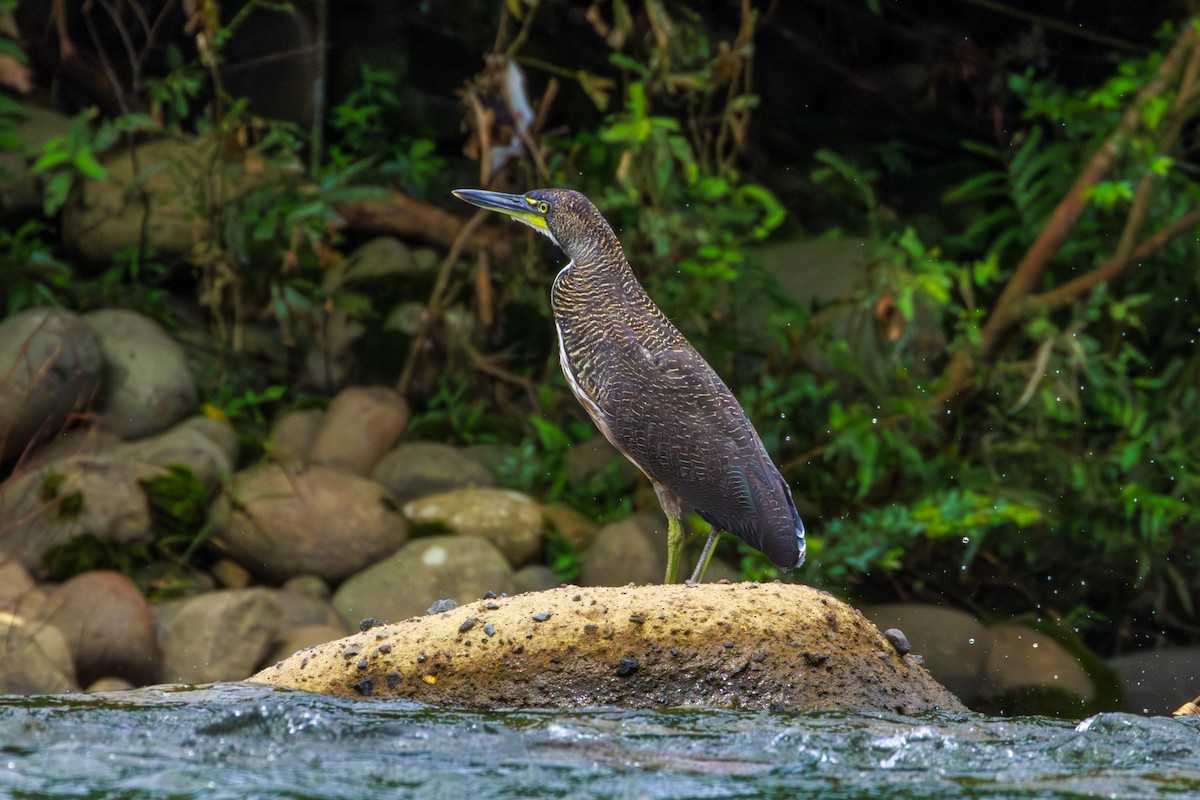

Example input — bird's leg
[664,514,684,584]
[686,526,721,585]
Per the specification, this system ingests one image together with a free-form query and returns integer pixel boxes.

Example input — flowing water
[1,683,1197,799]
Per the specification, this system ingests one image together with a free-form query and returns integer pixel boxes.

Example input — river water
[1,683,1197,799]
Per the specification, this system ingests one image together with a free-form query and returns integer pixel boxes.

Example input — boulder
[19,428,123,472]
[980,622,1095,707]
[513,564,560,593]
[580,514,666,586]
[45,570,160,686]
[0,416,236,571]
[267,409,323,463]
[306,386,410,474]
[251,583,966,713]
[404,488,544,567]
[0,307,103,464]
[371,442,497,503]
[1109,648,1200,716]
[332,536,516,626]
[215,462,408,583]
[84,309,197,439]
[0,611,78,694]
[539,503,600,552]
[160,588,280,683]
[62,135,294,263]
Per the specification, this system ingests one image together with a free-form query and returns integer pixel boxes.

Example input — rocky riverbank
[0,303,1192,714]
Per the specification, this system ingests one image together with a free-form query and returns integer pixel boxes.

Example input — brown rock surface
[306,386,410,474]
[46,570,160,686]
[252,583,965,713]
[215,462,408,583]
[403,488,544,567]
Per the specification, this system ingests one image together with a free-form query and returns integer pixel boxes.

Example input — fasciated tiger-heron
[453,188,805,584]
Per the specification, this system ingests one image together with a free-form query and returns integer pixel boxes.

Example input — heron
[453,188,805,584]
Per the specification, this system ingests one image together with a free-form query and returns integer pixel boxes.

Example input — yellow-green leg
[664,514,684,584]
[686,527,721,585]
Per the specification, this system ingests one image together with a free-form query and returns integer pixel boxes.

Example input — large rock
[332,536,516,625]
[403,488,543,567]
[267,409,323,463]
[0,416,236,570]
[980,622,1095,706]
[252,583,966,713]
[306,386,410,474]
[45,570,160,686]
[0,307,103,464]
[1109,648,1200,715]
[0,610,78,694]
[371,442,496,503]
[160,588,280,683]
[84,309,197,439]
[580,514,666,586]
[62,136,294,263]
[215,462,408,583]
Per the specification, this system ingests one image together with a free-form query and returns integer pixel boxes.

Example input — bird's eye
[537,201,549,213]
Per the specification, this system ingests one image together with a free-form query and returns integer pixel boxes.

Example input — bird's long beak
[452,188,551,236]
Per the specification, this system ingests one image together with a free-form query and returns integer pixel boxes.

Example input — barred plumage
[453,187,805,583]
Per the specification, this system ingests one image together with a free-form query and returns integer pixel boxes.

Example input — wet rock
[268,409,323,463]
[0,307,103,464]
[981,622,1094,704]
[306,386,410,474]
[84,309,196,439]
[85,677,136,693]
[863,604,991,703]
[160,588,280,683]
[45,570,159,686]
[0,612,78,694]
[332,536,516,625]
[216,462,407,583]
[1109,648,1200,716]
[252,583,967,713]
[513,564,560,593]
[403,488,543,567]
[540,503,600,552]
[371,442,496,504]
[580,513,666,586]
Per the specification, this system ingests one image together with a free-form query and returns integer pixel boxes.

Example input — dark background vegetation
[2,0,1198,660]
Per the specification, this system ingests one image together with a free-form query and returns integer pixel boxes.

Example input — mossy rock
[251,583,966,713]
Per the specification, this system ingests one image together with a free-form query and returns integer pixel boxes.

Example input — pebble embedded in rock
[428,599,458,615]
[885,628,912,655]
[615,657,639,676]
[360,618,384,631]
[533,612,551,622]
[458,617,477,634]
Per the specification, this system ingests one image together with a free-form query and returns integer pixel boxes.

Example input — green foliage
[0,221,73,314]
[138,464,213,562]
[327,63,444,195]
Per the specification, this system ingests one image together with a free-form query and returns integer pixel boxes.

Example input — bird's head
[452,187,618,264]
